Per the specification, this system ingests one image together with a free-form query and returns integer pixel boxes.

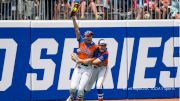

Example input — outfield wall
[0,20,179,101]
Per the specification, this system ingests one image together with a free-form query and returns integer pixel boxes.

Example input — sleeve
[93,48,99,58]
[78,35,83,43]
[98,53,108,62]
[74,48,78,53]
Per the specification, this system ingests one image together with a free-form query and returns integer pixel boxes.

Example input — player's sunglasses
[84,31,94,37]
[99,44,106,46]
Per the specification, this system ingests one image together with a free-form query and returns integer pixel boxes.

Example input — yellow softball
[73,7,77,12]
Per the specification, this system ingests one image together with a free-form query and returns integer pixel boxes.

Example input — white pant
[70,64,93,98]
[85,66,108,91]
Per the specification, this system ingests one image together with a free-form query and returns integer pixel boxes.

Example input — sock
[97,89,103,100]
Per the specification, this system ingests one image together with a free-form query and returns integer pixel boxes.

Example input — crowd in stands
[0,0,179,20]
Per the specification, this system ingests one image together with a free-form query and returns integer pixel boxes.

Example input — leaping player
[66,9,97,101]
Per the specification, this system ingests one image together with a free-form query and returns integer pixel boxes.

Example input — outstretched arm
[92,53,108,66]
[72,16,80,41]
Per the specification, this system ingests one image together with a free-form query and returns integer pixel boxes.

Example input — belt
[81,63,88,66]
[94,66,98,68]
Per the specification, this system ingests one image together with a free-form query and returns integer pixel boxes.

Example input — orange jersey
[78,37,97,59]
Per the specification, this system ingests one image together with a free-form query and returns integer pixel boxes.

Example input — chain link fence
[0,0,179,20]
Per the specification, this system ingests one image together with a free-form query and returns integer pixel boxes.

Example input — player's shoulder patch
[91,41,95,45]
[88,41,97,47]
[78,36,84,43]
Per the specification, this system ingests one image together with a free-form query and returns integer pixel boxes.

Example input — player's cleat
[66,96,71,101]
[70,3,80,17]
[98,98,103,101]
[66,96,74,101]
[77,95,84,101]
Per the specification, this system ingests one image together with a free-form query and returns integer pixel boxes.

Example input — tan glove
[70,3,80,17]
[71,53,79,63]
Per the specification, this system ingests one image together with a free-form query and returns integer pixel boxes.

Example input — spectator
[160,0,170,19]
[96,0,110,20]
[169,0,180,19]
[17,0,24,20]
[0,0,179,20]
[96,0,103,13]
[24,0,35,20]
[148,0,161,19]
[80,0,100,20]
[34,0,40,20]
[64,0,75,19]
[11,0,17,20]
[136,0,149,19]
[53,0,62,20]
[103,0,110,20]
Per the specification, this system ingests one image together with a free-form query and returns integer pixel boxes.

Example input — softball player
[66,15,97,101]
[79,39,109,101]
